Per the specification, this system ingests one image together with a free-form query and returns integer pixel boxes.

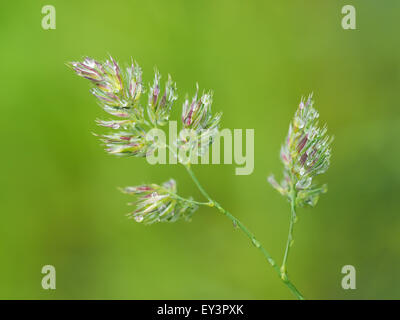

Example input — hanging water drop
[135,215,144,223]
[151,192,158,198]
[296,177,312,189]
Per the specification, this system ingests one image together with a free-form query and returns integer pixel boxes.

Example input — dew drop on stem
[252,238,261,248]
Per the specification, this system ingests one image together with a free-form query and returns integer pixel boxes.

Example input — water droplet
[268,258,275,266]
[299,168,305,176]
[296,177,312,189]
[252,239,261,248]
[135,215,144,222]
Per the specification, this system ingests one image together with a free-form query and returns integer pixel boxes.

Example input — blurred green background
[0,0,399,299]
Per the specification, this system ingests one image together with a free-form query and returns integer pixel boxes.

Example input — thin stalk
[167,191,212,207]
[281,192,297,277]
[184,164,304,300]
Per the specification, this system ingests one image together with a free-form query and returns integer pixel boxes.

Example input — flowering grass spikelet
[121,179,198,225]
[147,70,177,126]
[182,84,222,132]
[268,94,333,207]
[69,56,144,119]
[179,85,222,158]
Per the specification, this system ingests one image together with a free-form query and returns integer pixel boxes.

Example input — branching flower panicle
[69,55,221,222]
[69,56,221,161]
[70,55,308,299]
